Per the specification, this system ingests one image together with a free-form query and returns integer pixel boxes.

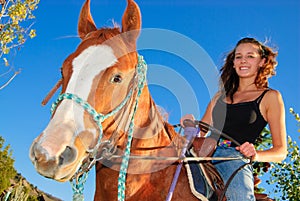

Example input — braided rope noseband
[50,55,147,201]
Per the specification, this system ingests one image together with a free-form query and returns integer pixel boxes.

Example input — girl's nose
[241,57,247,63]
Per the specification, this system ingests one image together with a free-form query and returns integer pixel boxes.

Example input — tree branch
[0,69,20,90]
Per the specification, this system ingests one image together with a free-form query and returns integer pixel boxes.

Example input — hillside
[0,136,62,201]
[0,173,62,201]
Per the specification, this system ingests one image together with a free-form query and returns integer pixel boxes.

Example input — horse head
[29,0,156,182]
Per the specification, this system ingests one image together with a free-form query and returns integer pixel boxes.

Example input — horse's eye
[111,74,123,83]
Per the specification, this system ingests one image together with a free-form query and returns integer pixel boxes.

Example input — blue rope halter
[50,55,147,201]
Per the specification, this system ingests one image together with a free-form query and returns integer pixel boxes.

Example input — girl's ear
[259,57,266,67]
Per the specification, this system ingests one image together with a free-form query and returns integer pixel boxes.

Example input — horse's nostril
[30,142,48,163]
[59,146,77,166]
[58,155,64,166]
[30,143,37,162]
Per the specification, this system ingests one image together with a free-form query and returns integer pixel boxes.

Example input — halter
[51,55,147,201]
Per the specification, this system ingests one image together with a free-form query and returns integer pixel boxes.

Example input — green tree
[266,108,300,200]
[253,108,300,200]
[0,135,17,194]
[253,128,273,194]
[0,0,39,90]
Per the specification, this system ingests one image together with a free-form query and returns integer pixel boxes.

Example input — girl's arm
[238,90,287,162]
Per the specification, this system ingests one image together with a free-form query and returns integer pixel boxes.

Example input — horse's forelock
[96,27,121,40]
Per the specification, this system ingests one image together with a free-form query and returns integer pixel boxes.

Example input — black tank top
[212,89,269,146]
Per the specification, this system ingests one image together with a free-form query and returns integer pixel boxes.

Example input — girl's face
[233,43,265,79]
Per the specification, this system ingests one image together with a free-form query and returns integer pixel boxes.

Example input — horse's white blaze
[42,45,117,151]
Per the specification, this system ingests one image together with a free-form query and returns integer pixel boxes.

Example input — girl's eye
[235,55,256,60]
[111,74,123,83]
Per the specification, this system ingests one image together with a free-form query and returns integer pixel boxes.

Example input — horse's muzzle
[29,141,77,180]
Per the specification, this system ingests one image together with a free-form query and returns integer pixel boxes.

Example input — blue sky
[0,0,299,200]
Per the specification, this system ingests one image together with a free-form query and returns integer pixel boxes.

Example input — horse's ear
[78,0,97,39]
[121,0,141,44]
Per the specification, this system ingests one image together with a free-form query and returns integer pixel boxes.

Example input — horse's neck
[106,86,177,147]
[102,86,182,161]
[95,89,183,198]
[132,88,179,151]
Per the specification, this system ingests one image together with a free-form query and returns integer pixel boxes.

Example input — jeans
[212,146,255,201]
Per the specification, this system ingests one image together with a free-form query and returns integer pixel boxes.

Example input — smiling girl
[182,37,287,200]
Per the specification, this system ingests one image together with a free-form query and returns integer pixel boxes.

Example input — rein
[50,55,147,201]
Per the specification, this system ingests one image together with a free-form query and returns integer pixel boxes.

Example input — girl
[182,37,287,200]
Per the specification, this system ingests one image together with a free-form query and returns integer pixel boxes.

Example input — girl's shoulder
[263,88,284,107]
[265,89,283,100]
[211,91,223,104]
[259,89,284,121]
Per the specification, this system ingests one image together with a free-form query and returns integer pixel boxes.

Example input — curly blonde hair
[220,37,278,102]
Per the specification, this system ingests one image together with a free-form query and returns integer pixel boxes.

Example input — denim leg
[212,147,255,201]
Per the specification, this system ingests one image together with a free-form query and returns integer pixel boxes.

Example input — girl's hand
[180,114,195,127]
[236,142,257,159]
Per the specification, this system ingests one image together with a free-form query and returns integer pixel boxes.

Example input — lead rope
[166,126,199,201]
[71,173,89,201]
[50,55,147,201]
[117,55,147,201]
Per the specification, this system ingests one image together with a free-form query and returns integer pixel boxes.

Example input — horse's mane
[94,27,121,40]
[84,24,136,57]
[156,105,169,122]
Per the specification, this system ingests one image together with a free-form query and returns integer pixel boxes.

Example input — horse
[29,0,224,200]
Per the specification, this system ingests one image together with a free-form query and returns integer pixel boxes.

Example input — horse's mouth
[31,155,82,182]
[40,166,77,182]
[55,174,73,182]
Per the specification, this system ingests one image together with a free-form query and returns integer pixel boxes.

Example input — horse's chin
[54,174,73,182]
[34,159,83,182]
[47,167,77,182]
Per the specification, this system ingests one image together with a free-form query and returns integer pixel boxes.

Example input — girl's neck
[237,81,257,92]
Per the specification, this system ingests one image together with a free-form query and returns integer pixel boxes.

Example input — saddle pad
[185,150,213,201]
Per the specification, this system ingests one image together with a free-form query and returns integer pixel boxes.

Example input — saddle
[185,149,225,201]
[192,137,217,157]
[191,137,274,201]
